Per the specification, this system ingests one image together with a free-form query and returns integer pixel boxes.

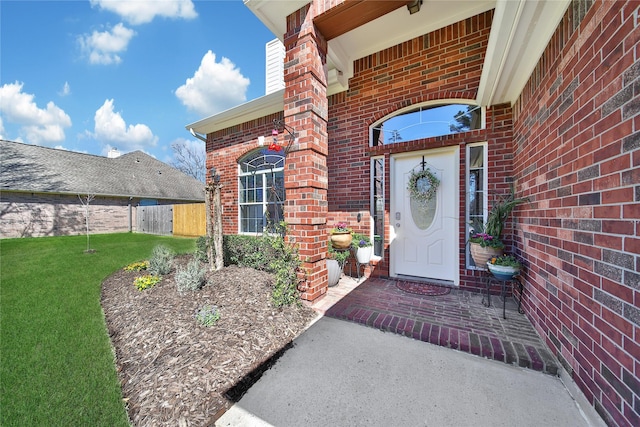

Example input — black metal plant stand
[482,272,524,319]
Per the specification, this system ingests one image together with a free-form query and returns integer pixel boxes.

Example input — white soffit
[477,0,571,106]
[194,1,571,135]
[327,0,495,94]
[186,89,284,135]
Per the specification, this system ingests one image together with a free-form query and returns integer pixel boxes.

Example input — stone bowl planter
[487,262,519,280]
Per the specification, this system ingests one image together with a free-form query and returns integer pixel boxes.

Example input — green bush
[223,235,277,270]
[148,244,174,275]
[123,260,149,272]
[175,259,207,293]
[267,235,302,307]
[133,274,161,291]
[222,232,302,307]
[195,304,220,327]
[194,236,208,263]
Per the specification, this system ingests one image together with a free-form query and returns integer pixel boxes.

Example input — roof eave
[186,89,284,135]
[1,187,203,202]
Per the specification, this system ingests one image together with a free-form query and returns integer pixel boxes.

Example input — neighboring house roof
[0,140,204,201]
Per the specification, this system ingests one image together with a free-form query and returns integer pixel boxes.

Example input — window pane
[238,149,286,234]
[372,158,384,257]
[373,104,481,145]
[241,205,263,233]
[266,202,284,229]
[467,144,486,268]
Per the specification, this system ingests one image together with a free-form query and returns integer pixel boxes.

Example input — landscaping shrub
[133,274,161,291]
[222,231,302,307]
[148,244,174,275]
[123,260,149,272]
[194,236,208,263]
[222,235,277,270]
[194,304,220,327]
[175,259,207,293]
[267,234,302,307]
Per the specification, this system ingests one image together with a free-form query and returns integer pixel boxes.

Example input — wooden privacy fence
[173,203,206,237]
[137,203,205,237]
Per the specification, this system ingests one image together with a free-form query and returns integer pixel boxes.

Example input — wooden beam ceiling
[314,0,413,41]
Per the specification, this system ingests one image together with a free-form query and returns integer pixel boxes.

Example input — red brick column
[283,4,329,301]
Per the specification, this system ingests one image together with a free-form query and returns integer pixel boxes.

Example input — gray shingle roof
[1,140,204,201]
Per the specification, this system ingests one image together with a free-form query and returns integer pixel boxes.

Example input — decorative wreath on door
[407,168,440,203]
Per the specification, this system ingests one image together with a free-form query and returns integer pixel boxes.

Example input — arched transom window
[371,103,482,146]
[238,148,285,234]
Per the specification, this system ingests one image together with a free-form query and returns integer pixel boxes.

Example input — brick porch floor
[310,275,560,376]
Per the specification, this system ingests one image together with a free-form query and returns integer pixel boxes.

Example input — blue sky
[0,0,275,164]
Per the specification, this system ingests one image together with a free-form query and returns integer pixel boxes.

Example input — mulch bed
[101,255,318,426]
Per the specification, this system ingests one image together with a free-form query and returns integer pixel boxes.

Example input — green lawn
[0,233,196,426]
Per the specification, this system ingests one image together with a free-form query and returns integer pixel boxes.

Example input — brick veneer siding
[328,10,516,289]
[0,192,136,238]
[205,112,285,235]
[512,1,639,426]
[205,10,517,295]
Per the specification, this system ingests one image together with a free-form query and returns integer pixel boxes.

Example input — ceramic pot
[330,232,352,249]
[470,242,503,269]
[356,246,372,264]
[487,263,520,280]
[326,259,342,287]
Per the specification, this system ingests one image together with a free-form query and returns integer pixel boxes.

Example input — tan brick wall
[0,192,135,238]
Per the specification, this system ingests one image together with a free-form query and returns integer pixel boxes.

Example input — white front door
[390,147,459,284]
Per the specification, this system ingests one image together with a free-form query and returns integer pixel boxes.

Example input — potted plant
[487,254,522,280]
[330,221,352,249]
[327,241,350,287]
[469,189,529,268]
[351,233,372,264]
[468,232,504,268]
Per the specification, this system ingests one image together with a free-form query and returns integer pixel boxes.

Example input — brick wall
[205,10,521,292]
[0,192,134,238]
[328,10,519,287]
[206,112,284,235]
[512,1,639,426]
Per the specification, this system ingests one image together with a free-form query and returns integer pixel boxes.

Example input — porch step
[319,278,560,376]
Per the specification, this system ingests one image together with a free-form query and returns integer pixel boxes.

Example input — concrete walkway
[216,316,604,427]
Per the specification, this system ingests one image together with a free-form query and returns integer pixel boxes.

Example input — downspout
[128,197,133,232]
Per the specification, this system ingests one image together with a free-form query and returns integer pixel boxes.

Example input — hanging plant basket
[407,168,440,203]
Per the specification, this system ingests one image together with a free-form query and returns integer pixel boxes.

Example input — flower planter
[469,242,503,269]
[326,259,342,287]
[356,246,372,264]
[487,263,520,280]
[330,231,352,249]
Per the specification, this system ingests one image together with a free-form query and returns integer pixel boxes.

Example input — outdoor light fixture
[407,0,422,14]
[210,167,220,184]
[189,127,207,143]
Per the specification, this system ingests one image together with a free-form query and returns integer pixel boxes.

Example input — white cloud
[175,50,250,117]
[0,81,72,145]
[0,116,4,139]
[59,82,71,97]
[91,99,158,151]
[90,0,197,25]
[78,23,136,65]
